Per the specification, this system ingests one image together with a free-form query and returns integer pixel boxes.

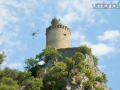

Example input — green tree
[78,45,92,55]
[0,51,7,67]
[3,67,19,80]
[95,76,104,82]
[84,79,93,89]
[43,62,67,90]
[73,52,85,65]
[0,77,19,89]
[73,52,86,73]
[102,72,108,84]
[95,86,104,90]
[0,83,16,90]
[30,64,45,77]
[85,69,95,81]
[36,67,45,79]
[17,71,32,86]
[92,55,99,66]
[0,68,4,78]
[51,17,60,25]
[36,45,62,63]
[66,57,75,77]
[32,78,43,90]
[24,58,38,71]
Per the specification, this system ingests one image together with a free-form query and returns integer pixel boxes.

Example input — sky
[0,0,120,89]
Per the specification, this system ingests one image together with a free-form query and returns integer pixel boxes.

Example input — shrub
[51,17,60,25]
[0,83,16,90]
[85,69,94,77]
[95,86,104,90]
[78,45,92,55]
[95,77,104,82]
[36,45,62,63]
[84,79,93,89]
[92,55,99,66]
[0,77,19,89]
[102,72,108,84]
[32,78,43,90]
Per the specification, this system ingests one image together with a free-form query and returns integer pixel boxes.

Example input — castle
[45,19,110,90]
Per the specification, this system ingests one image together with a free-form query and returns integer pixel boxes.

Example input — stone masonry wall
[46,24,71,49]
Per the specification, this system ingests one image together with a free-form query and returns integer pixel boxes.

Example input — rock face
[64,54,109,90]
[44,47,110,90]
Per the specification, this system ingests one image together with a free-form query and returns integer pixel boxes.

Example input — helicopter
[30,29,39,39]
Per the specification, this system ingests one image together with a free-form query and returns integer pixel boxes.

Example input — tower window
[64,34,66,36]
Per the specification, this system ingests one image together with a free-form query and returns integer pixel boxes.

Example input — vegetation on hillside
[0,45,109,90]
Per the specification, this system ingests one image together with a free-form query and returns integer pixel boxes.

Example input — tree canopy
[51,17,60,25]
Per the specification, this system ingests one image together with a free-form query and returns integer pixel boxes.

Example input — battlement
[46,24,71,35]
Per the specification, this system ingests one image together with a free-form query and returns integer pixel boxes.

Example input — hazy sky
[0,0,120,89]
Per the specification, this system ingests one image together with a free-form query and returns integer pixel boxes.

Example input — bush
[51,17,60,25]
[102,72,108,84]
[92,55,99,66]
[95,77,104,82]
[0,77,19,89]
[0,83,16,90]
[36,45,62,63]
[84,79,93,89]
[85,69,94,77]
[78,45,92,55]
[3,67,19,80]
[95,86,104,90]
[32,78,43,90]
[73,52,85,65]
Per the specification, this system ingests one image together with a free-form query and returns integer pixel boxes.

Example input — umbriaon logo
[92,1,120,9]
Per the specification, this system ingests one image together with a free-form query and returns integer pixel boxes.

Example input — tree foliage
[92,55,99,66]
[32,78,43,90]
[0,77,19,89]
[36,45,62,63]
[0,45,108,90]
[0,51,7,66]
[66,57,75,77]
[3,67,19,80]
[43,62,67,90]
[36,67,45,79]
[0,83,16,90]
[85,68,95,81]
[73,52,85,65]
[84,79,93,89]
[95,86,104,90]
[30,64,45,77]
[51,17,60,25]
[102,72,108,84]
[95,73,108,84]
[24,58,38,71]
[73,52,86,73]
[78,45,92,55]
[17,71,32,86]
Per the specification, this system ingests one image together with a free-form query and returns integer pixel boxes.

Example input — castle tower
[46,23,71,49]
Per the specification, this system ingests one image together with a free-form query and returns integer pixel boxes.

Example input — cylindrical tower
[46,23,71,49]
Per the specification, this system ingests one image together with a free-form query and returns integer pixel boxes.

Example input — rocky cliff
[44,47,110,90]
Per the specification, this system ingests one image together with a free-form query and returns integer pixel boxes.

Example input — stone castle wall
[46,24,71,49]
[57,47,79,62]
